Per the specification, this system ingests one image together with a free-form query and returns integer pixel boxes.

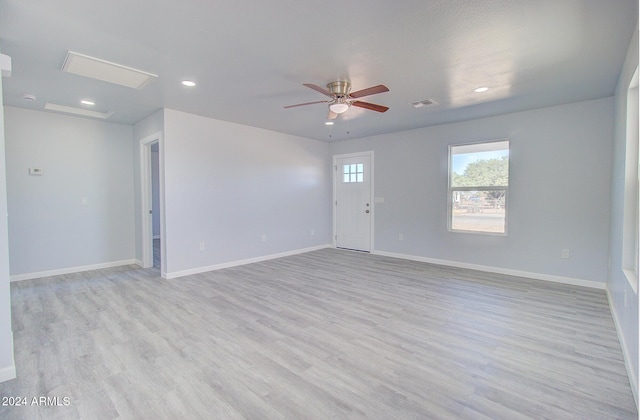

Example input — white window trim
[622,66,639,293]
[448,139,509,235]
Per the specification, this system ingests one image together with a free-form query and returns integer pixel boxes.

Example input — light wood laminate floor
[153,238,161,269]
[0,248,636,419]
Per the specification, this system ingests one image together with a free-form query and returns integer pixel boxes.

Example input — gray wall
[609,23,639,402]
[0,52,15,382]
[330,97,614,285]
[5,107,135,277]
[162,109,332,276]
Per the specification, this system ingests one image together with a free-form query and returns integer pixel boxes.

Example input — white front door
[335,153,372,252]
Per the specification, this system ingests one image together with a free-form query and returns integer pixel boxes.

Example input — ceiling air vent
[410,99,438,108]
[45,102,114,119]
[62,51,157,89]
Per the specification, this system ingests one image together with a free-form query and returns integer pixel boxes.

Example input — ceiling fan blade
[351,101,389,113]
[303,83,333,98]
[284,100,328,109]
[328,110,338,120]
[349,84,389,99]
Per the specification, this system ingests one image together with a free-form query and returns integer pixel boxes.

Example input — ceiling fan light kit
[329,102,349,114]
[285,80,389,119]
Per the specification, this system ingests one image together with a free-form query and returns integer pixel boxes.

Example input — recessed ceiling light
[474,86,489,93]
[181,80,196,87]
[325,121,334,126]
[80,100,95,106]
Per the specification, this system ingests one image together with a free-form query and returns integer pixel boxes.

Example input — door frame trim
[139,131,166,277]
[333,151,375,252]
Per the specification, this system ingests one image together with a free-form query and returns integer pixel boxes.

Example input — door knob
[365,210,370,213]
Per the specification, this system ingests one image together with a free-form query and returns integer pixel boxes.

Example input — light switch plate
[29,168,43,175]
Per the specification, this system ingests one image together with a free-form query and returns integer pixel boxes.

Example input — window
[343,163,364,183]
[449,140,509,234]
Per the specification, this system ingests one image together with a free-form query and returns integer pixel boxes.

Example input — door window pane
[343,163,364,183]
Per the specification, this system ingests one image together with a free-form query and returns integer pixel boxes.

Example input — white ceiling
[0,0,637,141]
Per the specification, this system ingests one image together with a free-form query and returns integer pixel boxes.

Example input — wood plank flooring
[153,238,161,269]
[0,248,636,419]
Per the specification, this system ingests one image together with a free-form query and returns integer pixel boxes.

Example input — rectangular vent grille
[62,51,157,89]
[410,99,438,108]
[45,102,114,119]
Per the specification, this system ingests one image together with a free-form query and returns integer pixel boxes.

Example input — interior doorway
[140,132,165,275]
[151,143,161,268]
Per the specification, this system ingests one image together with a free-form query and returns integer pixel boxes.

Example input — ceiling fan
[284,81,389,120]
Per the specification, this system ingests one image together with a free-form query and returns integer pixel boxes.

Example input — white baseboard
[165,244,332,279]
[0,331,16,383]
[0,364,16,383]
[10,259,138,282]
[605,285,639,409]
[372,250,606,290]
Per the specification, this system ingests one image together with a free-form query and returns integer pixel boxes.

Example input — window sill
[449,228,508,236]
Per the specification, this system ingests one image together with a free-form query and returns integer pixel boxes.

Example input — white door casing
[334,152,373,252]
[139,132,166,276]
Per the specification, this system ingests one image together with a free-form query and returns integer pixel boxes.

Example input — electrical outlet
[81,197,88,206]
[399,233,404,241]
[199,242,205,251]
[561,249,570,259]
[262,234,267,242]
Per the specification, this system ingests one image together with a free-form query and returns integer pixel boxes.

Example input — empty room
[0,0,638,418]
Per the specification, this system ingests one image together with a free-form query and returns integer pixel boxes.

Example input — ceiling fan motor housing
[327,81,351,97]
